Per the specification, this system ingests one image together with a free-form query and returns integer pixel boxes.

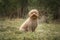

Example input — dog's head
[28,9,39,19]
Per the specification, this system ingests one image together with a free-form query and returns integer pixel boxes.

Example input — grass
[0,18,60,40]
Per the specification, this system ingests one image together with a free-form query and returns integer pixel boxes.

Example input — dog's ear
[28,12,31,17]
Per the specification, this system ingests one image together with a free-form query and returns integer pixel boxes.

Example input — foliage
[0,0,60,19]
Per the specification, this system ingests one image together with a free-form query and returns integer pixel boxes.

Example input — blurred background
[0,0,60,20]
[0,0,60,40]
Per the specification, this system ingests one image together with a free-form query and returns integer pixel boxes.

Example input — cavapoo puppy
[19,9,39,32]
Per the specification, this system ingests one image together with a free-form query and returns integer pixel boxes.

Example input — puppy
[19,9,39,32]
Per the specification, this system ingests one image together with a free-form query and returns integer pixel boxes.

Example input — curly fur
[19,9,39,32]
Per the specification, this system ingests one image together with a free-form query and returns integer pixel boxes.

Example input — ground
[0,18,60,40]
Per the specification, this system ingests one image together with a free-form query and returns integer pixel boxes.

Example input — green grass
[0,18,60,40]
